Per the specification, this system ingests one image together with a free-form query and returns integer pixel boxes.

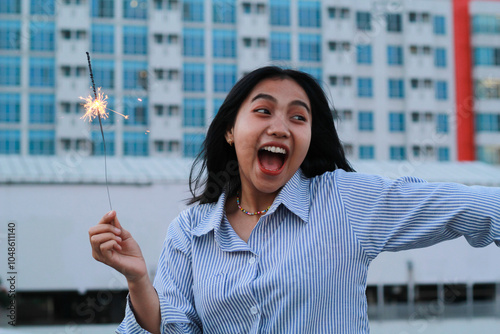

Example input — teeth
[262,146,287,154]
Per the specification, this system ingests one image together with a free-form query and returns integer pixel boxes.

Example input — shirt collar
[192,169,311,237]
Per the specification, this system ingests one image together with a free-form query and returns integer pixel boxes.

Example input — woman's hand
[89,211,148,283]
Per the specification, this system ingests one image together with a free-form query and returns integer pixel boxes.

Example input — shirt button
[248,257,256,264]
[250,306,258,315]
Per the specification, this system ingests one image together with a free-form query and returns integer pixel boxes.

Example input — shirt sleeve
[116,209,202,334]
[334,170,500,260]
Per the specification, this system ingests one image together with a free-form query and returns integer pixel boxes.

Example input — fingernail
[106,210,114,217]
[114,227,121,234]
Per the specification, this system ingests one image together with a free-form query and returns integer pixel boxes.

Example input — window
[213,64,236,93]
[270,0,290,26]
[390,146,406,161]
[0,21,21,50]
[437,113,448,133]
[387,45,403,65]
[357,78,373,97]
[387,13,402,32]
[389,112,405,132]
[356,12,371,31]
[411,112,420,122]
[213,0,235,23]
[123,132,148,156]
[329,76,337,86]
[123,0,147,19]
[299,67,322,84]
[123,26,147,55]
[474,47,500,66]
[0,0,21,13]
[92,24,114,54]
[359,145,374,160]
[124,97,148,126]
[434,48,446,67]
[299,34,321,62]
[475,79,500,99]
[0,130,20,154]
[213,30,236,58]
[30,57,55,87]
[476,113,500,132]
[472,15,500,34]
[29,94,55,124]
[437,147,449,161]
[0,57,20,86]
[328,7,336,18]
[30,22,55,51]
[183,28,204,57]
[123,61,148,90]
[433,15,446,35]
[183,0,204,22]
[92,0,114,18]
[298,1,321,28]
[96,96,115,125]
[183,133,204,157]
[31,0,55,14]
[213,98,224,115]
[29,130,55,155]
[0,93,20,123]
[183,63,204,92]
[358,111,374,131]
[435,81,448,100]
[93,59,114,89]
[357,45,372,64]
[388,79,404,99]
[183,98,205,127]
[92,131,115,156]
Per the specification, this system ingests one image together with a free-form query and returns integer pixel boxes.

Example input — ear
[225,128,234,145]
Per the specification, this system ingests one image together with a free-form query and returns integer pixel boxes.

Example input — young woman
[89,66,500,333]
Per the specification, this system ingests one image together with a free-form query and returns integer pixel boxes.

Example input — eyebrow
[251,93,311,113]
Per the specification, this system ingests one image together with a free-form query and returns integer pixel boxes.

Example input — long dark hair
[188,66,354,204]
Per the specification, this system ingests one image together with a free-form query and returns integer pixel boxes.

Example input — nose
[267,114,290,138]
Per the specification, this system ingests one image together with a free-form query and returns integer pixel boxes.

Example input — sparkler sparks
[79,88,129,122]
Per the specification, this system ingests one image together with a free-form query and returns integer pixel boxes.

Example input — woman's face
[226,78,312,195]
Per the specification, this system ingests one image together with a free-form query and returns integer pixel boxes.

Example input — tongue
[259,151,284,171]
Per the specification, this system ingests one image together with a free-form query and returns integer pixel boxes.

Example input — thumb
[113,214,132,239]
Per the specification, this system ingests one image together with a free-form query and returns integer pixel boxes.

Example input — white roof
[1,156,500,186]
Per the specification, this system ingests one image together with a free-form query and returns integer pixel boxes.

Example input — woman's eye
[292,115,307,121]
[254,108,270,114]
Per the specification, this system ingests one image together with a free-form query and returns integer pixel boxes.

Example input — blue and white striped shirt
[117,169,500,333]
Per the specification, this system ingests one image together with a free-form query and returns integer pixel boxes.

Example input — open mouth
[258,146,288,174]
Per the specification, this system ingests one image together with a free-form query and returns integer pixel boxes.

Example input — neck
[238,185,277,215]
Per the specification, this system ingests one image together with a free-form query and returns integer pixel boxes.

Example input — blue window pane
[183,98,205,127]
[30,22,55,51]
[476,113,500,132]
[123,26,147,55]
[124,97,148,126]
[0,0,21,14]
[437,147,449,161]
[0,93,20,123]
[123,0,147,19]
[0,21,21,50]
[92,131,115,156]
[434,48,447,67]
[0,130,20,154]
[387,45,403,65]
[29,130,55,155]
[433,15,446,35]
[183,28,204,57]
[183,63,205,92]
[183,133,204,157]
[31,0,54,15]
[270,32,291,60]
[388,79,404,99]
[389,112,405,132]
[213,30,236,58]
[96,95,115,126]
[357,45,372,64]
[299,34,321,62]
[357,78,373,98]
[390,146,406,161]
[92,24,114,54]
[474,47,495,66]
[123,131,148,156]
[213,64,236,93]
[213,0,235,23]
[92,0,114,18]
[183,0,204,22]
[358,111,374,131]
[213,98,224,115]
[123,61,147,89]
[299,67,322,85]
[436,81,448,100]
[356,12,371,31]
[0,57,20,86]
[93,59,115,89]
[30,94,55,124]
[437,113,449,133]
[298,1,321,28]
[30,57,55,87]
[387,13,402,32]
[472,15,500,34]
[359,145,375,160]
[270,0,290,26]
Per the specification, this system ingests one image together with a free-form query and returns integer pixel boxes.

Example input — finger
[90,232,122,247]
[113,215,132,240]
[99,239,120,258]
[98,210,116,225]
[89,224,121,238]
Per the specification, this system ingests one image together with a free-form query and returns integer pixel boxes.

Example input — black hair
[188,66,354,205]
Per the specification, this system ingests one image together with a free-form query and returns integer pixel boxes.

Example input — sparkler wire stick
[86,52,112,211]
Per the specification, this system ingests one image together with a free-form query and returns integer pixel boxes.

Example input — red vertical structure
[454,0,476,161]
